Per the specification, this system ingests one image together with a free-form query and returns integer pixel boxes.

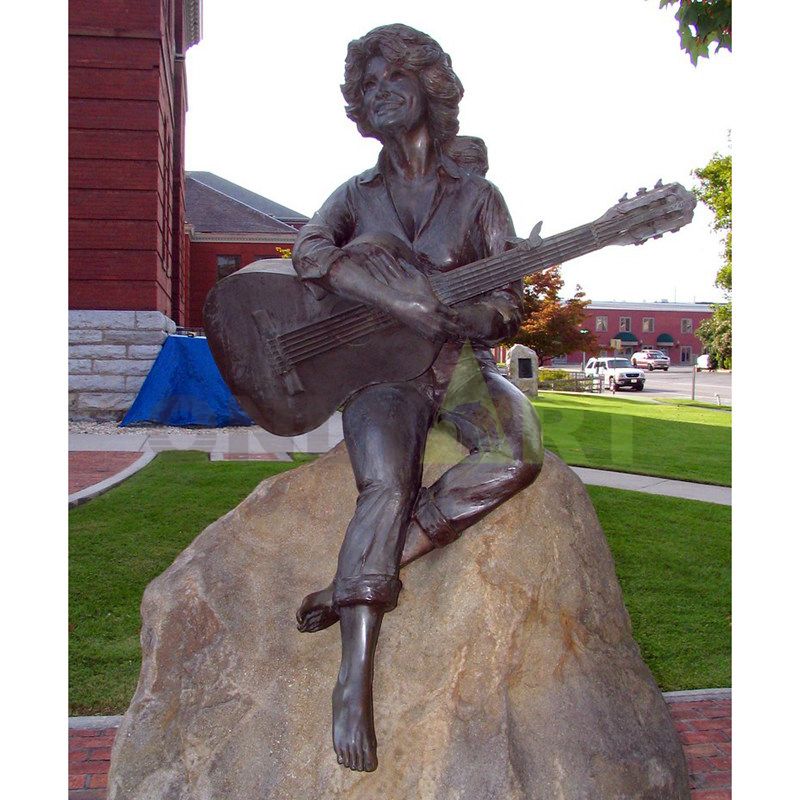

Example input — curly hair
[341,24,464,145]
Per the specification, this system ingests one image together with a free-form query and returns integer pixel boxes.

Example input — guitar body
[203,239,439,436]
[204,183,697,436]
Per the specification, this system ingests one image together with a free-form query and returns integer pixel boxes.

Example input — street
[563,364,732,405]
[610,366,731,405]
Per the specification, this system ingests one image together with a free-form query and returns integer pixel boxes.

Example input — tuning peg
[637,187,647,196]
[618,192,629,203]
[654,178,663,189]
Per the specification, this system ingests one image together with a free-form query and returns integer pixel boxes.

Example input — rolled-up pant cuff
[332,573,402,612]
[413,488,460,548]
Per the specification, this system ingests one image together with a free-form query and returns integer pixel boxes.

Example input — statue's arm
[293,183,463,342]
[455,184,526,345]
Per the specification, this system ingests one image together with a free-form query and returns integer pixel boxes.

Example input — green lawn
[69,451,731,714]
[533,393,731,485]
[69,451,314,715]
[588,486,730,690]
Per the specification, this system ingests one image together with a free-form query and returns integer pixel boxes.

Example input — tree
[505,267,596,363]
[656,0,732,65]
[693,150,732,367]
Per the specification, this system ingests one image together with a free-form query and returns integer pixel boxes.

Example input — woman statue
[291,23,544,772]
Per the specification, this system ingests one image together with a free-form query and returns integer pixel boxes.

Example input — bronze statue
[290,24,544,772]
[203,22,696,775]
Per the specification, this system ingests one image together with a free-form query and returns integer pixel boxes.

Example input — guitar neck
[430,222,607,305]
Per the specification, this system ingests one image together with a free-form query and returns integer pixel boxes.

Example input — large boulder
[109,435,690,800]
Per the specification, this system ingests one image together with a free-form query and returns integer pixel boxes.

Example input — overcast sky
[184,0,732,303]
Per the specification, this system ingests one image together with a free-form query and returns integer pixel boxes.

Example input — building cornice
[185,0,202,49]
[189,231,298,244]
[588,301,714,313]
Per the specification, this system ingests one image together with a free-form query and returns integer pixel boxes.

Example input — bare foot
[296,521,438,633]
[296,582,339,632]
[332,672,377,772]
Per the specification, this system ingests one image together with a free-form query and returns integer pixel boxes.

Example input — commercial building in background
[69,0,203,419]
[561,301,713,365]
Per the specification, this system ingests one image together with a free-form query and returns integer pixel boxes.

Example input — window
[642,317,654,333]
[619,316,631,332]
[681,318,693,333]
[216,255,240,281]
[595,315,608,332]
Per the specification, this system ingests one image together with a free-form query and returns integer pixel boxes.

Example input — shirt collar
[356,148,463,185]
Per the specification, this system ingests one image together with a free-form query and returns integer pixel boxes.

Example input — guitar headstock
[594,180,697,247]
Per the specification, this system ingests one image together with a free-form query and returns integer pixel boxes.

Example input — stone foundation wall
[69,310,176,420]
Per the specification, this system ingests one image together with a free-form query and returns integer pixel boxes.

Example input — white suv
[631,349,670,371]
[585,357,646,391]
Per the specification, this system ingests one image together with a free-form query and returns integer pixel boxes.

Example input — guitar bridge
[252,310,305,396]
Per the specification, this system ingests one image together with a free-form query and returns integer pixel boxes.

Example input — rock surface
[109,436,690,800]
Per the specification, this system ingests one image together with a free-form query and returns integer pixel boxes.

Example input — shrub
[538,368,570,381]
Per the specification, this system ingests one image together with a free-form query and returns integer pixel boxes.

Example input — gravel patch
[69,420,254,436]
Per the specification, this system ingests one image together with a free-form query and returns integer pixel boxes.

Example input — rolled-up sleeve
[292,181,356,294]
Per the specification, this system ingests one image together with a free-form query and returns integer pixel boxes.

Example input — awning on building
[656,333,675,346]
[614,331,638,343]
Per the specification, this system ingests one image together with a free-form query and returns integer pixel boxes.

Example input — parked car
[584,357,646,391]
[631,349,670,371]
[695,353,715,371]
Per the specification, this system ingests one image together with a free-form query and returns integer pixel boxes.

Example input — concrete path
[573,466,731,506]
[68,422,730,507]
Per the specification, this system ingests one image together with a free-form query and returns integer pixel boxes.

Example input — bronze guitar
[204,182,696,436]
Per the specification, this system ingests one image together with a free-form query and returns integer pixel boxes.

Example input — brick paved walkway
[69,452,141,494]
[666,694,732,798]
[68,694,731,799]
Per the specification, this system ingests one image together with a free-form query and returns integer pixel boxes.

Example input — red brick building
[564,301,714,365]
[69,0,201,322]
[184,172,308,328]
[69,0,202,419]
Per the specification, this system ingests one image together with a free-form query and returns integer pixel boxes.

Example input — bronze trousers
[331,345,544,612]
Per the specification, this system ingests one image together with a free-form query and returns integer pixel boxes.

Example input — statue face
[361,56,426,137]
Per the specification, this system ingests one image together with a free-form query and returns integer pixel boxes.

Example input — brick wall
[69,0,189,319]
[187,241,295,328]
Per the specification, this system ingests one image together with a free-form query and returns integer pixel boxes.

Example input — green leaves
[655,0,732,65]
[692,147,732,368]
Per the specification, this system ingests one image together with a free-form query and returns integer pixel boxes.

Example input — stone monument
[506,343,540,397]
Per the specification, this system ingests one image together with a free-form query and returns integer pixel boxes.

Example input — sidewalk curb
[69,451,156,508]
[69,714,123,729]
[663,687,731,702]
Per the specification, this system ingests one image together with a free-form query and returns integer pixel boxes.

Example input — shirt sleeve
[292,180,356,297]
[472,182,525,344]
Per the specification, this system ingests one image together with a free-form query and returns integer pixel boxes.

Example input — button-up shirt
[292,150,524,367]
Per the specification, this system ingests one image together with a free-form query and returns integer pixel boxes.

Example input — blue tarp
[120,335,253,427]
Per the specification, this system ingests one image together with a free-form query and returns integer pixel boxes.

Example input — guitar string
[278,213,654,365]
[278,231,597,365]
[275,224,594,349]
[277,205,676,365]
[277,226,594,355]
[279,221,632,365]
[277,217,622,352]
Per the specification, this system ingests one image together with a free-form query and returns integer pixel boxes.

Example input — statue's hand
[389,290,463,343]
